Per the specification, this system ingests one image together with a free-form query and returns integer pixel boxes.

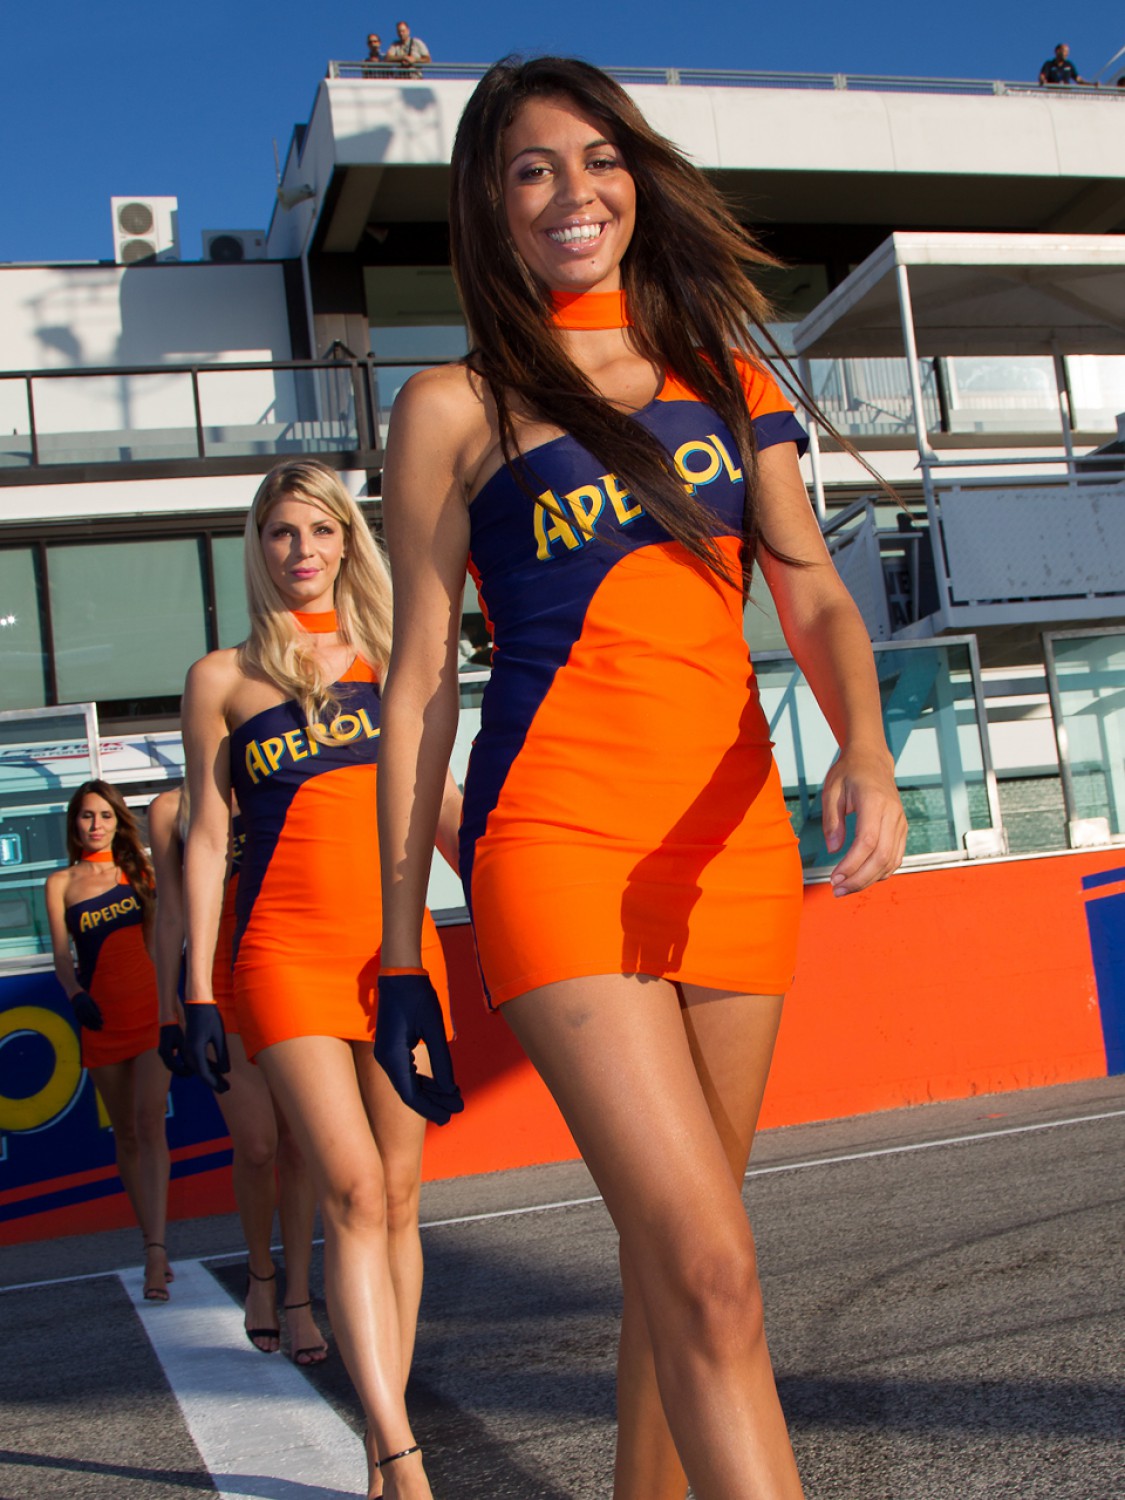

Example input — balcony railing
[326,61,1125,101]
[0,356,397,479]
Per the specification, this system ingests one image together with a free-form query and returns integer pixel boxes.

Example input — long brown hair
[450,55,790,593]
[66,779,156,912]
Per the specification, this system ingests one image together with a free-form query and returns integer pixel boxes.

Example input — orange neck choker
[291,608,338,634]
[81,850,115,864]
[549,289,630,331]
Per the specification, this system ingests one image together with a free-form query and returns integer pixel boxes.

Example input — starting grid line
[3,1105,1124,1296]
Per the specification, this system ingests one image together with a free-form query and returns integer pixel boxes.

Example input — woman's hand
[822,745,907,896]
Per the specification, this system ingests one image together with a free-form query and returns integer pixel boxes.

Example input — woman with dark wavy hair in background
[45,778,172,1302]
[374,56,906,1500]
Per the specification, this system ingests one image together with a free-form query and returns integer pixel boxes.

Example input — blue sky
[3,1,1121,264]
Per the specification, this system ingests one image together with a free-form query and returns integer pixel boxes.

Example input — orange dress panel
[230,660,450,1060]
[65,872,159,1068]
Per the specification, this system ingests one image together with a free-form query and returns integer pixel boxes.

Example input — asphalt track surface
[1,1076,1123,1499]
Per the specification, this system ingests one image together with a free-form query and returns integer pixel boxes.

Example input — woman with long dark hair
[374,56,907,1500]
[45,778,172,1301]
[181,459,461,1500]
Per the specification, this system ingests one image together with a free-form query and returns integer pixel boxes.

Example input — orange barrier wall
[420,848,1120,1180]
[2,847,1120,1240]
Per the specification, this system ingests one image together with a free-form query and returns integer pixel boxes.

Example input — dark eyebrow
[508,137,614,165]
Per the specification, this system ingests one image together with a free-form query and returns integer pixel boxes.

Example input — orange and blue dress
[229,655,450,1061]
[461,320,809,1007]
[210,813,244,1034]
[66,873,159,1067]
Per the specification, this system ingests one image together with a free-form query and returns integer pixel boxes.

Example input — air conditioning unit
[111,196,180,264]
[202,230,267,263]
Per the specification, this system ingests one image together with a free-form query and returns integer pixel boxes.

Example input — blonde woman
[181,460,461,1500]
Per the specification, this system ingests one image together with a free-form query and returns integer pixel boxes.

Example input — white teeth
[548,223,604,245]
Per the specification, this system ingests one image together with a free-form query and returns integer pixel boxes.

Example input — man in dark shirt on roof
[1039,43,1093,86]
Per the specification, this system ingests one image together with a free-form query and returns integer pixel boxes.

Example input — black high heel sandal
[283,1298,329,1366]
[378,1444,421,1470]
[142,1241,171,1302]
[244,1264,280,1352]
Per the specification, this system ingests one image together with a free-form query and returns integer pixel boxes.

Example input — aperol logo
[78,894,141,932]
[244,709,380,785]
[533,435,743,561]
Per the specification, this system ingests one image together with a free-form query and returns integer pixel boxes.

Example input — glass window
[0,549,48,710]
[755,640,996,867]
[1066,355,1125,433]
[1045,629,1125,838]
[48,539,209,701]
[942,356,1059,433]
[0,704,99,960]
[212,535,251,649]
[365,267,468,444]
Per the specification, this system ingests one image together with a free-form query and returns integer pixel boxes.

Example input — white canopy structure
[788,233,1125,641]
[791,232,1125,360]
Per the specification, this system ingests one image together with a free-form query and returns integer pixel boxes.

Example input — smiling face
[76,793,117,854]
[259,494,346,612]
[502,93,636,296]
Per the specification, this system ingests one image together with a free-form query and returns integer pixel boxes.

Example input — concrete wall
[0,263,295,443]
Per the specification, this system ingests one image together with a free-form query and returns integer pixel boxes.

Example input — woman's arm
[181,655,235,1001]
[44,869,81,999]
[756,442,907,895]
[434,769,464,877]
[378,368,475,964]
[148,789,185,1026]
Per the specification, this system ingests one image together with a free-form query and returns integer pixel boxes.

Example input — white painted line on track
[119,1257,365,1500]
[3,1106,1124,1294]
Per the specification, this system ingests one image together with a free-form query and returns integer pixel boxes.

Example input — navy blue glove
[158,1022,193,1079]
[71,989,103,1031]
[184,1002,231,1093]
[375,970,463,1126]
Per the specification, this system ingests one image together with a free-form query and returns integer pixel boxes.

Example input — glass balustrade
[1044,628,1125,840]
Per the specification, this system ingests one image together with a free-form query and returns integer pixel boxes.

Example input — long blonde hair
[239,461,393,725]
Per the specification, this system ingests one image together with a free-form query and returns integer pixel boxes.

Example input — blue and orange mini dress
[210,812,245,1035]
[460,294,809,1007]
[66,868,159,1068]
[229,642,450,1061]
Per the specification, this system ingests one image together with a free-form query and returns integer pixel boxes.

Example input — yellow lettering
[674,439,721,492]
[245,740,269,786]
[710,433,743,482]
[262,737,285,772]
[306,724,323,753]
[357,708,380,739]
[534,490,582,561]
[331,714,361,743]
[565,484,605,539]
[283,728,307,762]
[603,473,643,524]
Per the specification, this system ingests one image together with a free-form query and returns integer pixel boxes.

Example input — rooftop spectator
[362,32,386,78]
[1039,42,1094,86]
[385,20,430,78]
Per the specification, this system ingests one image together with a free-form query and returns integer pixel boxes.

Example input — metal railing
[0,355,453,477]
[326,59,1125,101]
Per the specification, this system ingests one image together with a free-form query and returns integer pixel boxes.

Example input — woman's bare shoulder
[185,647,242,694]
[392,363,491,447]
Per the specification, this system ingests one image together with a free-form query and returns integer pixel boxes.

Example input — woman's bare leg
[92,1053,172,1298]
[217,1035,281,1349]
[353,1041,428,1380]
[504,975,803,1500]
[256,1036,431,1500]
[274,1098,326,1364]
[613,987,787,1500]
